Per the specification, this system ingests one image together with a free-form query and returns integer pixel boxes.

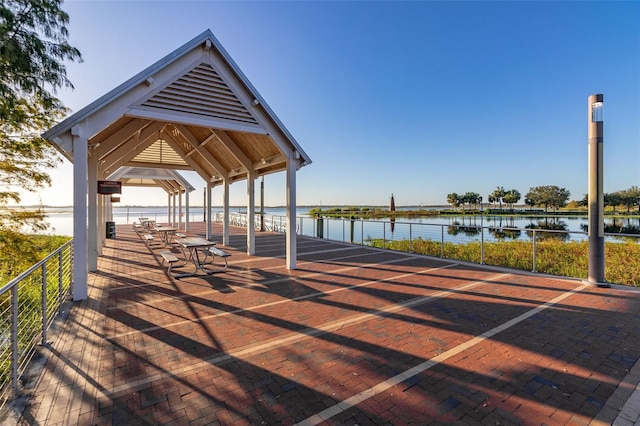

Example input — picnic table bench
[173,232,187,244]
[160,251,180,273]
[207,247,231,272]
[143,234,162,247]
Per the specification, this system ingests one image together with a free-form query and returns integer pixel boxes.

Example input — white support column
[223,179,230,245]
[97,164,106,254]
[97,194,104,256]
[206,182,213,240]
[167,193,171,225]
[185,190,190,232]
[172,192,177,227]
[178,190,183,230]
[72,124,88,300]
[246,171,255,255]
[107,196,113,221]
[87,150,98,272]
[286,155,298,270]
[95,165,104,256]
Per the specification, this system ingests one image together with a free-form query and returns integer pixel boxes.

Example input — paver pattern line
[296,282,587,425]
[109,262,459,339]
[103,270,510,398]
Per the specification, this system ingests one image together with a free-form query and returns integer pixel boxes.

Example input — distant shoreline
[9,204,451,209]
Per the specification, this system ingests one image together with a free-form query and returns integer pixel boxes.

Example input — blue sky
[19,0,640,207]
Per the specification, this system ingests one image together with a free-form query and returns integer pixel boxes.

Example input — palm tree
[447,193,460,211]
[488,194,496,208]
[490,187,506,211]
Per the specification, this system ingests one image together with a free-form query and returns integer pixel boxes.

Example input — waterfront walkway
[8,222,640,425]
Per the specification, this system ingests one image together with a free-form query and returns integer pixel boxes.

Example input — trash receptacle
[106,221,116,239]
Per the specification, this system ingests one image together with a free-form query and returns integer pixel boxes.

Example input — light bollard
[585,94,609,287]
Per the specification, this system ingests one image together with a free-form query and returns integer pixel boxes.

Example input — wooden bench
[207,247,231,271]
[144,234,158,247]
[172,232,187,244]
[160,251,180,273]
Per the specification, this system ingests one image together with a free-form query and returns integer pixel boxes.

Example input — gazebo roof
[43,29,312,185]
[107,166,195,194]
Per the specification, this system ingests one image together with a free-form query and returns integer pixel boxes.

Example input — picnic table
[174,237,217,278]
[140,218,156,229]
[153,225,178,244]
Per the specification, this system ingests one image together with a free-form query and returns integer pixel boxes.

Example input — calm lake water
[39,206,640,243]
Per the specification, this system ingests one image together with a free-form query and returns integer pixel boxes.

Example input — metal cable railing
[0,240,73,408]
[220,213,639,285]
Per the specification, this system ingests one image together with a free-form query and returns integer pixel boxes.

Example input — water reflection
[485,216,518,228]
[447,223,481,237]
[484,216,522,240]
[525,217,570,241]
[447,216,572,241]
[488,227,522,240]
[447,216,481,237]
[580,217,640,235]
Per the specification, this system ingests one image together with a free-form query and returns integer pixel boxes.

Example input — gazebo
[43,29,312,300]
[107,166,196,230]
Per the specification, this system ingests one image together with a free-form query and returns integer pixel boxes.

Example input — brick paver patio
[5,222,640,425]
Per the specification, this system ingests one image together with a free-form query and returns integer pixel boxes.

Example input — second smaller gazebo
[103,166,195,248]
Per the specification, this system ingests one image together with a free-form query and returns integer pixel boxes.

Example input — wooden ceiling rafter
[172,124,229,180]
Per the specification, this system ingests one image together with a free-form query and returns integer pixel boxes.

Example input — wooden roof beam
[95,119,154,159]
[101,129,159,174]
[162,132,213,183]
[211,129,252,171]
[172,124,228,180]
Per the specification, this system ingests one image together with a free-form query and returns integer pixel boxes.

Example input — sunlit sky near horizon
[15,0,640,207]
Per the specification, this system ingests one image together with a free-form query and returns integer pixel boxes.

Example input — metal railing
[221,213,639,285]
[0,240,73,407]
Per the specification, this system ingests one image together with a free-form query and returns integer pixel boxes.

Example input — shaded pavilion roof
[107,166,195,195]
[43,29,312,186]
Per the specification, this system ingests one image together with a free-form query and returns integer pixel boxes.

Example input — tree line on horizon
[446,185,640,213]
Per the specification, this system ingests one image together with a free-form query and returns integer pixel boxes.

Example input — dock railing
[0,240,73,408]
[220,213,639,285]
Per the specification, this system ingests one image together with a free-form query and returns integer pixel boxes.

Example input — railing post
[383,222,386,249]
[58,250,63,312]
[409,223,413,253]
[11,286,18,399]
[441,225,445,258]
[41,263,48,345]
[480,225,485,264]
[532,230,537,272]
[361,220,364,245]
[70,241,75,288]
